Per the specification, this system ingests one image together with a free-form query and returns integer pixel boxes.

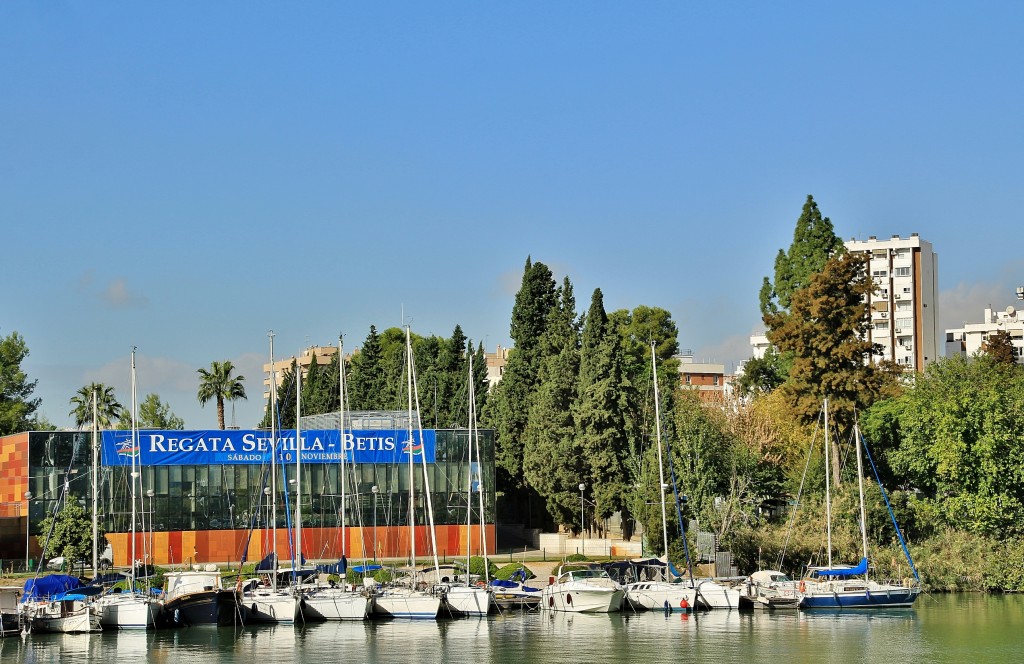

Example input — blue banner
[101,429,436,466]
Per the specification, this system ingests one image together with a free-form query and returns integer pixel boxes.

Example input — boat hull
[162,590,244,627]
[98,594,159,630]
[301,589,370,621]
[624,582,698,612]
[372,590,441,619]
[26,600,102,633]
[542,585,623,613]
[694,581,742,609]
[243,590,301,624]
[441,586,492,617]
[800,582,920,609]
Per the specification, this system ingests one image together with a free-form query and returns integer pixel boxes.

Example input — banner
[101,429,436,466]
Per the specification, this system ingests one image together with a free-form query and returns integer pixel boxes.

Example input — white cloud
[99,278,149,309]
[939,281,1015,330]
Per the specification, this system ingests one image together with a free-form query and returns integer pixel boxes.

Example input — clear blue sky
[3,2,1022,429]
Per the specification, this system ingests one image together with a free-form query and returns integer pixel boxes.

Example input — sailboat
[97,350,160,629]
[302,335,373,621]
[243,332,302,624]
[372,326,443,620]
[441,353,493,618]
[622,342,701,613]
[799,399,922,609]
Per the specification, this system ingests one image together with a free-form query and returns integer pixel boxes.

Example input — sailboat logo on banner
[402,435,424,456]
[116,436,140,459]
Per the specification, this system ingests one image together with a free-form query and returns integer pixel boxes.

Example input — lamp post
[147,488,155,565]
[24,490,33,572]
[579,483,586,556]
[371,485,379,562]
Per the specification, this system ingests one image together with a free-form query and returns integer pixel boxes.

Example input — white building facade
[846,234,940,371]
[945,306,1024,363]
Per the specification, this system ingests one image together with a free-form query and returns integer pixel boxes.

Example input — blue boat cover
[22,574,84,602]
[316,556,348,575]
[254,552,277,572]
[814,557,869,578]
[350,565,383,574]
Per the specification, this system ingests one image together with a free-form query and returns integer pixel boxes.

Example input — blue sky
[3,2,1023,430]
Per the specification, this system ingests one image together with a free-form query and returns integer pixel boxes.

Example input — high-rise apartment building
[845,234,939,370]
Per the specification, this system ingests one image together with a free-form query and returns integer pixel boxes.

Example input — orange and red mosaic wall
[107,523,496,567]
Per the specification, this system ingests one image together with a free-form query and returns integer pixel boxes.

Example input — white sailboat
[623,342,700,613]
[441,353,493,618]
[244,332,301,625]
[98,350,160,629]
[302,334,372,621]
[372,326,442,620]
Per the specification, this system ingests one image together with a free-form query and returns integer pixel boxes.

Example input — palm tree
[69,383,125,429]
[197,360,247,430]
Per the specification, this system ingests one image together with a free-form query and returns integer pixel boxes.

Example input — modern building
[677,351,728,402]
[0,412,494,568]
[846,233,940,370]
[945,306,1024,363]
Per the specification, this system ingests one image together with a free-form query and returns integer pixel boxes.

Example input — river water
[2,594,1019,663]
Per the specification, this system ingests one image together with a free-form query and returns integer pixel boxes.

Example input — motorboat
[541,562,623,613]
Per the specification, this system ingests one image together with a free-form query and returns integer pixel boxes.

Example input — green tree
[197,360,247,430]
[575,289,630,526]
[759,195,846,317]
[884,355,1024,537]
[349,326,385,410]
[69,383,125,429]
[37,499,102,570]
[982,330,1018,366]
[483,258,558,493]
[137,393,185,429]
[0,330,41,435]
[736,347,790,396]
[766,252,883,482]
[522,277,582,529]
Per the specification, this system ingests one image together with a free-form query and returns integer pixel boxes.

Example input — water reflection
[3,595,1023,664]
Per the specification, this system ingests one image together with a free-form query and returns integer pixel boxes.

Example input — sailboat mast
[651,342,670,558]
[92,388,98,578]
[405,326,416,568]
[295,364,302,571]
[465,355,473,579]
[339,335,346,558]
[269,331,278,590]
[410,335,441,578]
[855,422,869,581]
[824,398,833,569]
[470,354,489,582]
[130,349,138,586]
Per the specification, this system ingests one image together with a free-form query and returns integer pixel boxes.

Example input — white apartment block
[945,306,1024,363]
[846,233,940,371]
[748,234,940,372]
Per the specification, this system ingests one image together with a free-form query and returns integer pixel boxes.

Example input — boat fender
[252,603,258,615]
[549,576,555,585]
[174,608,180,624]
[680,599,689,610]
[548,596,554,608]
[798,580,806,594]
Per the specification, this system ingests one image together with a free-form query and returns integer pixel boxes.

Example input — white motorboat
[21,575,103,633]
[541,563,624,613]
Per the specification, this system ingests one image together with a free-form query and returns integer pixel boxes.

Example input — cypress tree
[349,325,384,410]
[523,277,582,529]
[575,289,630,527]
[482,258,557,491]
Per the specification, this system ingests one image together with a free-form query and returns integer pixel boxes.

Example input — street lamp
[24,490,32,572]
[371,485,379,562]
[147,489,155,565]
[579,483,586,556]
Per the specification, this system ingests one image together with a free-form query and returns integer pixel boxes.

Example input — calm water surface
[2,594,1019,663]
